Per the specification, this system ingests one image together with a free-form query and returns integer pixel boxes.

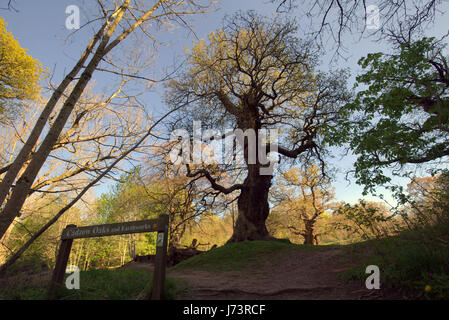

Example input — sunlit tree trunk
[302,219,315,245]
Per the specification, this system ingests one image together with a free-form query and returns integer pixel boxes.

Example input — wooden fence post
[48,224,76,299]
[150,214,169,300]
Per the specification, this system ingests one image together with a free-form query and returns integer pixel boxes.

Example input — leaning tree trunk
[228,165,273,242]
[0,2,130,240]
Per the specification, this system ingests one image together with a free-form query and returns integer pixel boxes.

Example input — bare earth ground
[124,246,403,300]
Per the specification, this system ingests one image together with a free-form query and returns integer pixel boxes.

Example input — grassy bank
[170,239,330,272]
[342,225,449,299]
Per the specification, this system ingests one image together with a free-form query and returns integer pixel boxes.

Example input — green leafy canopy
[325,37,449,194]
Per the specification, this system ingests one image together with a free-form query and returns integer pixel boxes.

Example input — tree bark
[302,219,315,245]
[228,165,273,242]
[226,106,276,242]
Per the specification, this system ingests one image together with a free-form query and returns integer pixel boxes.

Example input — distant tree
[404,172,449,227]
[182,212,234,250]
[269,164,335,245]
[333,201,394,240]
[95,162,201,251]
[167,12,350,241]
[407,176,437,205]
[94,169,157,262]
[140,162,199,249]
[0,17,43,124]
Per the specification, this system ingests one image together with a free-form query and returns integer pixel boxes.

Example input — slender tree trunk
[169,230,181,249]
[0,22,107,208]
[0,58,99,238]
[231,203,236,230]
[0,3,129,239]
[85,255,90,271]
[128,234,136,260]
[121,239,127,265]
[0,102,182,274]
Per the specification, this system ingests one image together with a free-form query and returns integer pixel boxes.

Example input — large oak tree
[167,12,350,241]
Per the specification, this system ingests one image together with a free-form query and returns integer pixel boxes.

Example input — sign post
[48,224,75,298]
[48,214,169,300]
[151,214,169,300]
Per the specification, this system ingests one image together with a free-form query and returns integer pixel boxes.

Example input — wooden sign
[61,218,164,240]
[48,214,169,300]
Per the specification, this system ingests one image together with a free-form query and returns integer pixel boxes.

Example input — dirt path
[164,246,401,300]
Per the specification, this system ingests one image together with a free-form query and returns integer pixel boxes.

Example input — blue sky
[2,0,449,205]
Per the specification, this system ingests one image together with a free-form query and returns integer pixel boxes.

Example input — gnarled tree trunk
[302,219,315,245]
[229,176,272,241]
[228,128,274,242]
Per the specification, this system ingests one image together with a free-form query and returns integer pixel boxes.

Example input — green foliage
[325,37,449,194]
[92,168,158,265]
[399,170,449,230]
[96,167,155,224]
[0,17,44,123]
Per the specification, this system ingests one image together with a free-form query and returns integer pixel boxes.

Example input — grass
[0,239,327,300]
[341,224,449,299]
[170,238,328,272]
[0,268,186,300]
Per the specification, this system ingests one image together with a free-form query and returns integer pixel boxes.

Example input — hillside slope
[165,241,400,300]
